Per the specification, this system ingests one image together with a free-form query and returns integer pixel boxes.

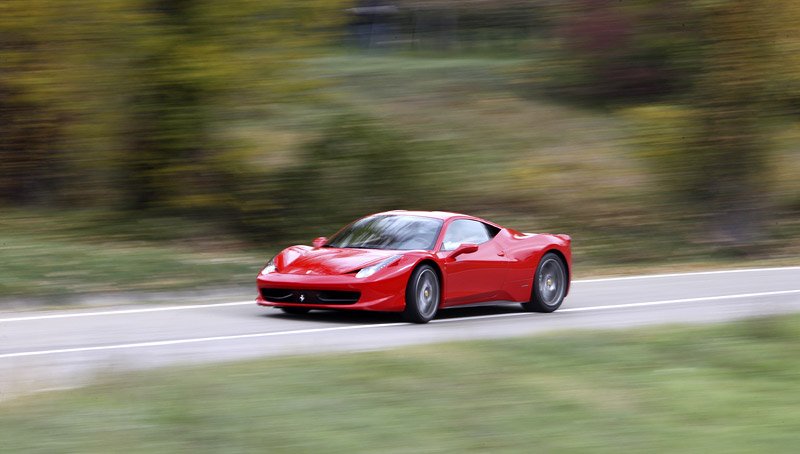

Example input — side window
[441,220,493,251]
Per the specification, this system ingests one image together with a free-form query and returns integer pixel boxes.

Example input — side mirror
[312,237,328,249]
[447,243,478,260]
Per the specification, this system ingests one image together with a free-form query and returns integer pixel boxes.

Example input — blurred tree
[232,113,428,242]
[684,0,772,247]
[353,0,549,52]
[119,0,347,212]
[0,83,64,204]
[543,0,703,102]
[625,0,800,250]
[0,0,347,212]
[0,1,67,204]
[0,1,157,206]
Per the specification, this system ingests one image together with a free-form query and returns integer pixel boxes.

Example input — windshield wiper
[346,244,386,250]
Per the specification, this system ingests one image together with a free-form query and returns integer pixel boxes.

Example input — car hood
[278,246,400,275]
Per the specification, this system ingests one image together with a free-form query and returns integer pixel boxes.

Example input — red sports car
[256,210,571,323]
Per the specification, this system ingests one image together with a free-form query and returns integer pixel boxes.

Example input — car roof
[375,210,473,221]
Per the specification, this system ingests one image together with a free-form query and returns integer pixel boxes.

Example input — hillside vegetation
[2,1,799,298]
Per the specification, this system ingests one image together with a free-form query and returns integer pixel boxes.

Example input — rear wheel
[521,252,567,313]
[279,307,310,315]
[403,264,440,324]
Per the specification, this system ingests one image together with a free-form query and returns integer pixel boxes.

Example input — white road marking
[560,289,800,312]
[431,289,800,323]
[0,322,408,359]
[573,266,800,283]
[2,289,798,359]
[0,266,798,324]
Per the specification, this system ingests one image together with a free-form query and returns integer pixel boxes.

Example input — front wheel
[403,264,440,324]
[521,252,567,313]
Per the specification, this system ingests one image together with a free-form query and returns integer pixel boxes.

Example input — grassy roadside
[1,208,796,304]
[1,227,796,306]
[0,210,268,299]
[2,315,799,452]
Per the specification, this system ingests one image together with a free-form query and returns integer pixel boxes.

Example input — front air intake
[260,288,360,305]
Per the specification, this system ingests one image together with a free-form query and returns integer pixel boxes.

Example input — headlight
[260,257,277,275]
[355,255,402,279]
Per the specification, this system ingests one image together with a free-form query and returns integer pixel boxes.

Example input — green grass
[0,210,268,299]
[2,315,800,452]
[0,206,795,302]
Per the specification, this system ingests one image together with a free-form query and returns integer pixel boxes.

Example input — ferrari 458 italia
[257,210,571,323]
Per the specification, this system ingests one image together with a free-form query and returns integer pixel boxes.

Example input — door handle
[497,251,505,257]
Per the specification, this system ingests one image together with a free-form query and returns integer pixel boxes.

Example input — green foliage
[117,0,349,212]
[300,114,423,221]
[0,0,154,205]
[0,0,349,210]
[630,1,800,247]
[540,0,704,103]
[3,0,799,262]
[0,1,71,204]
[624,104,702,204]
[545,0,800,249]
[232,113,430,242]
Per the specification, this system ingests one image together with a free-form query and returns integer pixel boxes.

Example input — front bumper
[256,268,409,312]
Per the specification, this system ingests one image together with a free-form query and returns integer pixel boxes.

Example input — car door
[437,219,509,306]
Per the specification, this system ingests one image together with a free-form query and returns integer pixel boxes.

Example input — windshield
[325,215,443,251]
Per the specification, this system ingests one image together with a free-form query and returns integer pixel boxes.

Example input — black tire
[403,264,440,324]
[521,252,567,313]
[279,307,311,315]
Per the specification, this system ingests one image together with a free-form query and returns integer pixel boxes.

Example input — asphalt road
[1,266,799,399]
